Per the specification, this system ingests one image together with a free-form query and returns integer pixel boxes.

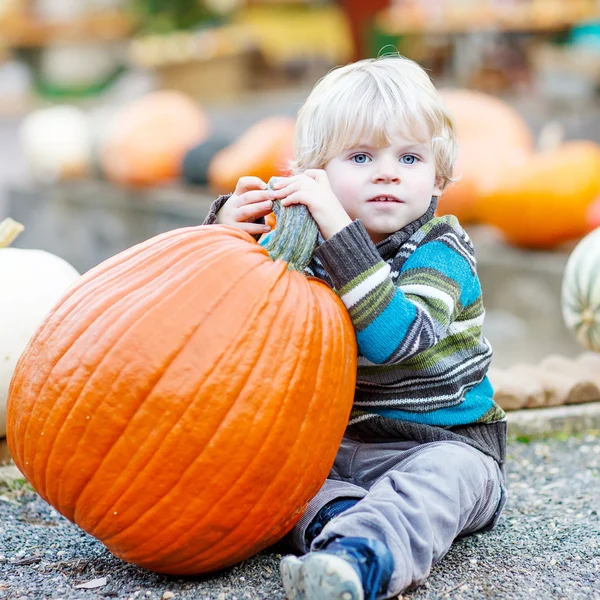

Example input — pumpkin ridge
[175,284,354,571]
[31,235,237,502]
[128,274,320,568]
[166,282,356,573]
[11,230,211,476]
[122,278,340,568]
[80,263,292,543]
[58,246,278,523]
[98,267,305,560]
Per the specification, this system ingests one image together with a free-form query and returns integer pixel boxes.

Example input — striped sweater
[204,196,507,466]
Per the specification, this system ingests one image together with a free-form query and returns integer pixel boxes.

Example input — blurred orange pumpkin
[587,197,600,231]
[476,140,600,248]
[208,116,296,194]
[438,88,534,222]
[101,91,209,188]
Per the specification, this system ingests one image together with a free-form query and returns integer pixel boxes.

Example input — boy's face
[323,135,443,244]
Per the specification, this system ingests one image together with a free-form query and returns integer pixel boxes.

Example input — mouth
[368,195,403,203]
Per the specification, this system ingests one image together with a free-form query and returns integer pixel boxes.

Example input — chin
[366,228,394,244]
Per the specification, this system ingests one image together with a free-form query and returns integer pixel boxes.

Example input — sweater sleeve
[314,219,478,365]
[202,193,266,240]
[202,194,232,225]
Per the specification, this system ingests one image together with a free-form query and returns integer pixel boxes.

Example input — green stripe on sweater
[337,261,388,297]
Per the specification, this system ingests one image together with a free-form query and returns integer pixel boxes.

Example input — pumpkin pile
[6,203,356,574]
[19,93,296,194]
[437,88,534,224]
[438,88,600,249]
[100,90,210,188]
[206,116,296,194]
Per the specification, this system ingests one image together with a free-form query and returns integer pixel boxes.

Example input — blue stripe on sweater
[356,290,416,363]
[368,378,495,427]
[401,241,478,307]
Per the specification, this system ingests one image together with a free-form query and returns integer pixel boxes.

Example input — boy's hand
[271,170,352,240]
[216,176,274,236]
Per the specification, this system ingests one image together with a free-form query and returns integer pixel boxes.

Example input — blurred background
[2,0,600,367]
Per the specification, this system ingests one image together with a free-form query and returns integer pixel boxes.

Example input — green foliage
[0,474,34,500]
[132,0,220,33]
[515,435,531,444]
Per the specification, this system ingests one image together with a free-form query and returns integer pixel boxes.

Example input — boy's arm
[314,219,478,365]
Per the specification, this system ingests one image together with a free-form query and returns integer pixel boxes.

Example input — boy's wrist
[319,212,353,240]
[203,194,233,226]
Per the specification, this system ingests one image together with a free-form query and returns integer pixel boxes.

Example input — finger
[303,169,323,179]
[236,222,272,235]
[271,175,300,190]
[235,200,274,222]
[280,191,309,207]
[272,181,302,199]
[234,176,268,195]
[304,169,331,187]
[237,189,275,206]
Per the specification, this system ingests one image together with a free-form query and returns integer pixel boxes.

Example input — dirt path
[1,434,599,599]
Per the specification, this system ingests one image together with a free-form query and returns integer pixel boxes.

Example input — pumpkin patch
[6,205,356,574]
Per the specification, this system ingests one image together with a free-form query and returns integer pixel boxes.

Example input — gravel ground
[1,434,599,600]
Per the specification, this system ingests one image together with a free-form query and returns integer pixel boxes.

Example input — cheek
[326,169,358,202]
[330,179,361,215]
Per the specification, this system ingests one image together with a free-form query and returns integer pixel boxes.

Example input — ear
[433,176,444,197]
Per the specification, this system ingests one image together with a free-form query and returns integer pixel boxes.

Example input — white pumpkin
[562,227,600,352]
[19,105,92,183]
[0,219,80,437]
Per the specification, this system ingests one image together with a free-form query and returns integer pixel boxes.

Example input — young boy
[203,55,507,600]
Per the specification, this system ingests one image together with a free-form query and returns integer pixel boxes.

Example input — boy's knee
[402,442,497,485]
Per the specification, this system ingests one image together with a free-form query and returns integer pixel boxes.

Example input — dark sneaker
[280,537,393,600]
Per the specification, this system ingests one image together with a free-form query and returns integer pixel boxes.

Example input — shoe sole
[280,553,364,600]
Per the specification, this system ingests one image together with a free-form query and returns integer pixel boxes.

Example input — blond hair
[293,54,458,189]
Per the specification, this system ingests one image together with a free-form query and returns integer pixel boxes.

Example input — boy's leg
[282,437,413,600]
[310,441,506,598]
[287,435,368,554]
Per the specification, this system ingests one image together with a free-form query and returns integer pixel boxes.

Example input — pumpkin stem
[581,307,597,327]
[0,218,24,248]
[261,178,319,273]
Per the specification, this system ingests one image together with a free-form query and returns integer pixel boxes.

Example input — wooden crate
[155,52,253,103]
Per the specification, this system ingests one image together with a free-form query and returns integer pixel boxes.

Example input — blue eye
[351,154,370,164]
[401,155,418,165]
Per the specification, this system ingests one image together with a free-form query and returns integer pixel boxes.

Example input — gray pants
[288,436,506,598]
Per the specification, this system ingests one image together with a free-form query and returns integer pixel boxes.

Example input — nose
[371,157,400,183]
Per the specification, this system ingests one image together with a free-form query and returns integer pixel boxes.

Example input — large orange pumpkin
[476,140,600,248]
[208,116,295,194]
[438,88,533,222]
[6,205,357,575]
[101,90,209,187]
